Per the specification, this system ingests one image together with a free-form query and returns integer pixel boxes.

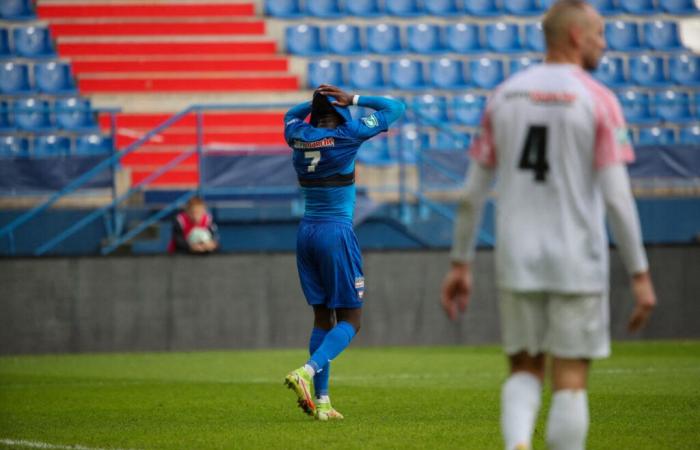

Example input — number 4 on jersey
[518,125,549,182]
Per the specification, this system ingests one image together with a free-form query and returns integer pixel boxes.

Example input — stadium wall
[1,246,698,355]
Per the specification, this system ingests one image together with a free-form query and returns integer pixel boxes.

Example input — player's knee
[509,352,545,380]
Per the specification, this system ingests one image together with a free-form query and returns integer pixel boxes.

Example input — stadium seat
[349,59,385,89]
[509,56,541,75]
[636,127,676,146]
[0,62,32,94]
[0,101,14,132]
[524,23,545,52]
[503,0,542,16]
[655,90,693,123]
[345,0,382,16]
[620,0,657,14]
[659,0,698,13]
[76,134,113,155]
[679,125,700,145]
[470,58,504,89]
[55,97,98,131]
[618,90,654,124]
[425,0,458,16]
[264,0,302,18]
[697,92,700,118]
[390,59,426,90]
[0,0,35,20]
[643,21,684,51]
[486,23,523,53]
[366,24,402,54]
[0,135,29,158]
[13,97,53,132]
[305,0,343,18]
[325,24,362,55]
[586,0,620,15]
[308,59,344,89]
[593,55,628,87]
[464,0,500,16]
[13,25,55,58]
[285,25,323,56]
[629,55,668,87]
[435,130,471,150]
[605,21,642,51]
[430,58,469,89]
[670,53,700,86]
[407,24,442,54]
[397,125,427,163]
[357,135,392,165]
[34,61,77,94]
[0,28,10,59]
[412,95,448,123]
[452,94,486,126]
[444,23,482,53]
[34,135,71,157]
[385,0,422,16]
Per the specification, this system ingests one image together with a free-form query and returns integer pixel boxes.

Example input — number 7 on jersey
[305,151,321,173]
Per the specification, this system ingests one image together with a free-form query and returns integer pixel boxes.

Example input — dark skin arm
[315,84,353,106]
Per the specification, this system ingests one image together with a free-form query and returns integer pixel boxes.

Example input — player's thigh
[545,292,610,360]
[296,222,326,306]
[499,290,548,357]
[318,225,364,309]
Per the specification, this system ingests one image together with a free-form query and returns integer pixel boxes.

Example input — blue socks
[309,327,330,397]
[307,321,356,381]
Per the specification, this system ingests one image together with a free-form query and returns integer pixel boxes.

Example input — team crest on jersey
[293,137,335,149]
[362,114,379,128]
[355,276,365,299]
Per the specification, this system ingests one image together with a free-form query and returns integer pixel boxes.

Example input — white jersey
[470,63,635,293]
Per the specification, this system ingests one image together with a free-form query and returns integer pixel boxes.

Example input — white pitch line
[0,438,139,450]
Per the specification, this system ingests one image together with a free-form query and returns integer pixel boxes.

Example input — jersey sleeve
[284,102,312,144]
[347,111,389,141]
[469,106,497,168]
[592,88,635,169]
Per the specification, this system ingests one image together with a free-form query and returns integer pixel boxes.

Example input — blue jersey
[284,96,405,222]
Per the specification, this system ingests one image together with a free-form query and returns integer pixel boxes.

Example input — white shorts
[499,290,611,360]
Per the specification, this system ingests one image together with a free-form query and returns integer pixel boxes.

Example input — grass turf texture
[0,341,699,449]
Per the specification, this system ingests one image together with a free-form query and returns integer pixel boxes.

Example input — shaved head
[543,0,606,71]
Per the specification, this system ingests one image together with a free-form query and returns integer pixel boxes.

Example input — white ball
[187,227,212,245]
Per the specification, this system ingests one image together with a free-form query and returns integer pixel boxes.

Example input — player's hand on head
[628,271,656,333]
[316,84,353,107]
[440,262,472,321]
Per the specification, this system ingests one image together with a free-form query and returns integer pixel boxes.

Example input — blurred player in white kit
[441,1,657,449]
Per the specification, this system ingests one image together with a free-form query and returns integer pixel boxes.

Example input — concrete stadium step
[72,57,288,74]
[79,75,298,93]
[58,41,277,56]
[37,2,256,19]
[49,21,265,37]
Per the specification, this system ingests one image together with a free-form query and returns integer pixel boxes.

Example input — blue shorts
[296,217,364,309]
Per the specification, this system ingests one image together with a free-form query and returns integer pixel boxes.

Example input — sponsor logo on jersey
[286,118,300,126]
[292,137,335,149]
[505,90,577,105]
[362,114,379,128]
[355,276,365,299]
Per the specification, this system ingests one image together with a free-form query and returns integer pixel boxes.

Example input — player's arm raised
[316,84,405,126]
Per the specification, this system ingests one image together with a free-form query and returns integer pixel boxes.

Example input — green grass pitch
[1,341,699,449]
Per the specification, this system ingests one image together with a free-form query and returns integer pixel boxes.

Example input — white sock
[316,395,330,403]
[501,372,542,450]
[303,364,315,377]
[546,390,589,450]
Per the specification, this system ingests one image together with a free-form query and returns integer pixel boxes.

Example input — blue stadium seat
[407,24,442,54]
[617,90,654,124]
[593,55,628,87]
[308,59,344,88]
[285,25,323,55]
[34,135,71,157]
[659,0,698,13]
[697,92,700,118]
[0,28,11,58]
[605,21,641,51]
[358,135,392,165]
[655,90,693,123]
[34,61,77,94]
[345,0,382,16]
[264,0,302,18]
[396,125,427,163]
[385,0,422,16]
[524,23,545,52]
[503,0,542,16]
[486,23,523,53]
[620,0,657,14]
[13,97,53,132]
[0,62,32,94]
[412,95,448,123]
[470,57,504,89]
[643,21,684,51]
[430,58,469,89]
[586,0,620,15]
[55,97,98,131]
[464,0,500,16]
[0,101,14,132]
[509,56,541,75]
[670,53,700,86]
[435,130,471,150]
[13,25,55,58]
[636,126,676,146]
[629,55,668,87]
[0,135,29,158]
[325,24,362,55]
[444,23,482,53]
[349,59,385,89]
[390,59,426,90]
[76,134,113,155]
[452,94,486,126]
[0,0,35,20]
[425,0,458,16]
[305,0,343,18]
[679,125,700,145]
[367,24,402,54]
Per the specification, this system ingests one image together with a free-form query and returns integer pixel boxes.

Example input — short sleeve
[347,111,389,141]
[593,90,635,169]
[469,107,497,168]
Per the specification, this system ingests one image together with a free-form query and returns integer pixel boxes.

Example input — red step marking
[131,170,199,185]
[49,21,265,37]
[37,3,255,18]
[72,58,288,74]
[99,112,285,129]
[121,152,199,166]
[59,41,277,56]
[116,131,286,147]
[79,76,298,93]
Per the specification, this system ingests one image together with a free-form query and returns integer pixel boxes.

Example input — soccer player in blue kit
[283,85,405,420]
